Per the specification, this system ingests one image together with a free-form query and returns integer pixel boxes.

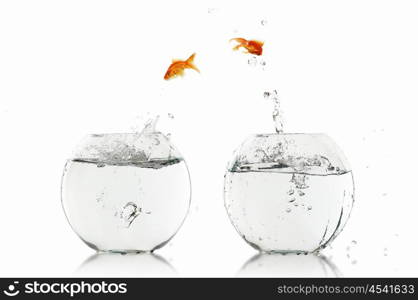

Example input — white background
[1,0,418,277]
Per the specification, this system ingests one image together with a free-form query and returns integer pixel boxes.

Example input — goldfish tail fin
[230,38,246,44]
[232,44,241,51]
[186,53,200,73]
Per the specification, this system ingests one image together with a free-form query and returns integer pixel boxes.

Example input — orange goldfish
[164,53,200,80]
[230,38,264,56]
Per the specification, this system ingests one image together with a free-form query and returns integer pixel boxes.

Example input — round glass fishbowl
[224,133,354,253]
[61,132,191,253]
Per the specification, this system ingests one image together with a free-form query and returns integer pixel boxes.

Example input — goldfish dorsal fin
[186,53,200,73]
[186,53,196,63]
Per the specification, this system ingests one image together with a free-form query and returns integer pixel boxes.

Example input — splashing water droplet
[248,56,258,67]
[285,208,291,213]
[288,198,296,203]
[168,113,174,119]
[247,56,266,69]
[261,19,268,26]
[263,90,283,133]
[288,189,295,195]
[307,205,312,211]
[141,116,160,135]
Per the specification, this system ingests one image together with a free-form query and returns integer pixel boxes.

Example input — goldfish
[164,53,200,80]
[230,38,264,56]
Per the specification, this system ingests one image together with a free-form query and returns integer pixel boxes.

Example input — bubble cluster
[119,202,141,228]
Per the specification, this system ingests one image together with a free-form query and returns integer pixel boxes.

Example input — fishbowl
[61,132,191,253]
[224,133,354,253]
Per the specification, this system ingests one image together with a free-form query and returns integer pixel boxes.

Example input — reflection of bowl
[238,253,341,277]
[224,133,354,253]
[61,133,191,253]
[77,253,176,277]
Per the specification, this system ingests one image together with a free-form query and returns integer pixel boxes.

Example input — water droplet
[298,190,305,196]
[288,198,296,203]
[351,240,357,245]
[263,89,283,133]
[307,205,312,211]
[287,189,295,195]
[285,208,291,213]
[168,113,174,119]
[261,19,268,26]
[97,163,106,168]
[247,56,258,67]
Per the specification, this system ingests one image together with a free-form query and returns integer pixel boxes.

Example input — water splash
[263,90,283,133]
[140,115,160,135]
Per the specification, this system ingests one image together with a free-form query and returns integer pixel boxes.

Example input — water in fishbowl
[61,117,191,253]
[224,164,354,252]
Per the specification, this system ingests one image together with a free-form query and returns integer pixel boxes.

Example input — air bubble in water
[120,202,141,228]
[290,174,309,189]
